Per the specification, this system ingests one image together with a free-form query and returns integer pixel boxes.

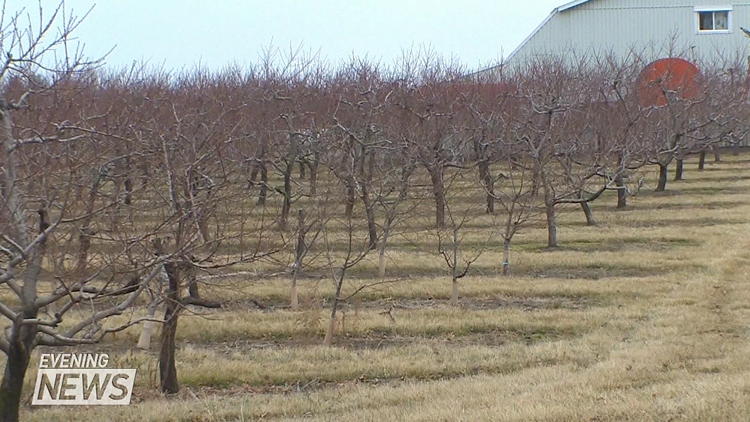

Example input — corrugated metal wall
[506,0,750,68]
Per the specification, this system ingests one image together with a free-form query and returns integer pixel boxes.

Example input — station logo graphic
[32,353,136,405]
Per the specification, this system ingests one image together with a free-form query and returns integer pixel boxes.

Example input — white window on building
[695,6,732,33]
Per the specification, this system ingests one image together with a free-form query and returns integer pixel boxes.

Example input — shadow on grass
[612,200,750,212]
[640,185,750,196]
[217,289,606,313]
[343,262,671,280]
[606,217,744,228]
[220,255,693,282]
[682,174,750,184]
[513,262,703,280]
[179,324,583,354]
[515,237,700,253]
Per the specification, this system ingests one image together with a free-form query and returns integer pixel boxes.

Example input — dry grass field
[10,153,750,421]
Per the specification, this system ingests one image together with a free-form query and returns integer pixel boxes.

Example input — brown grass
[12,153,750,421]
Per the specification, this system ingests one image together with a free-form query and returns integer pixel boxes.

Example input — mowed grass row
[19,153,750,421]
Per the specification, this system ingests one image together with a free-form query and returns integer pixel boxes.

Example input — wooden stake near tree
[136,273,165,350]
[290,208,323,310]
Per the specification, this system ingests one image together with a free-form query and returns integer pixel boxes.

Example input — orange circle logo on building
[636,58,701,108]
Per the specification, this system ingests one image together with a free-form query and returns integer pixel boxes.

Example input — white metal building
[498,0,750,69]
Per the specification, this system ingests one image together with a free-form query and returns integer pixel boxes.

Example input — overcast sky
[6,0,567,72]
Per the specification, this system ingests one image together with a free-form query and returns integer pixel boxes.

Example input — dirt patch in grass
[220,296,289,310]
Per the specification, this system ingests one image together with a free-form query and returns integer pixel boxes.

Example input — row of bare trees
[1,5,749,420]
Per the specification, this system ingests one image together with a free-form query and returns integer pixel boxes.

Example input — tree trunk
[485,184,495,214]
[123,176,133,205]
[546,201,557,248]
[196,211,211,244]
[501,238,511,275]
[74,172,103,276]
[580,201,596,226]
[323,313,337,346]
[298,160,306,179]
[323,274,345,346]
[542,176,558,248]
[0,118,44,420]
[451,277,459,306]
[656,163,668,192]
[344,176,355,220]
[674,158,684,181]
[159,260,180,394]
[429,168,445,229]
[378,249,387,279]
[291,210,305,310]
[398,159,416,201]
[290,280,298,311]
[309,158,319,196]
[187,277,200,300]
[0,209,45,422]
[123,155,133,205]
[280,164,292,230]
[477,159,494,213]
[362,194,377,251]
[713,145,721,163]
[378,212,394,278]
[257,163,268,206]
[159,305,179,394]
[614,174,627,209]
[248,162,259,188]
[139,162,151,189]
[698,150,706,170]
[0,318,35,422]
[577,186,596,225]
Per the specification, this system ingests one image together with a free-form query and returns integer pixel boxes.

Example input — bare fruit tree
[0,4,170,421]
[434,170,487,306]
[141,71,280,393]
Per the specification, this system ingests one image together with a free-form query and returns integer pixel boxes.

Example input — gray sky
[7,0,566,72]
